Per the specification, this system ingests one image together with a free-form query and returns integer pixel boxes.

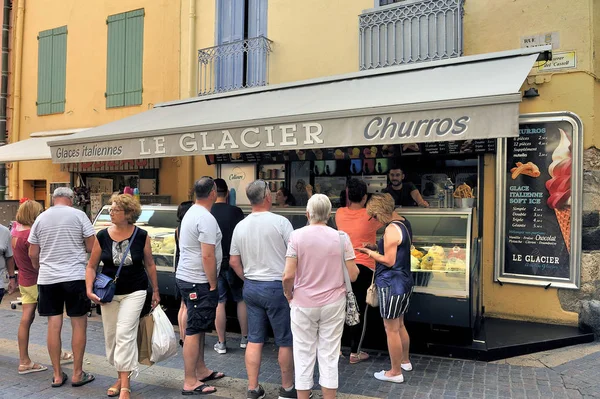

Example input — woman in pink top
[283,194,359,399]
[11,200,48,375]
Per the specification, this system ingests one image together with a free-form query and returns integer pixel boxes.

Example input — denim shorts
[243,279,292,347]
[218,268,244,303]
[176,279,219,335]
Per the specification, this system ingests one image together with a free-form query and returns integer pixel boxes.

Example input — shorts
[19,285,38,305]
[243,279,292,347]
[218,268,244,303]
[38,280,91,317]
[378,286,413,320]
[177,279,218,336]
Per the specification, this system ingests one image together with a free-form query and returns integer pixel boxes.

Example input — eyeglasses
[109,208,124,214]
[263,180,269,199]
[368,214,377,221]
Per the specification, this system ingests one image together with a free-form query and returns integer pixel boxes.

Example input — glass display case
[92,205,180,299]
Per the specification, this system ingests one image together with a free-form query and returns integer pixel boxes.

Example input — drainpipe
[188,0,196,184]
[8,0,23,200]
[0,0,10,200]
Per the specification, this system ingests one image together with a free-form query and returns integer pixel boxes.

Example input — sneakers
[278,386,297,399]
[213,341,227,354]
[247,384,266,399]
[240,336,248,349]
[349,351,370,364]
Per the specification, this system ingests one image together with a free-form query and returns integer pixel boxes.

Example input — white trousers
[101,290,147,372]
[290,296,346,390]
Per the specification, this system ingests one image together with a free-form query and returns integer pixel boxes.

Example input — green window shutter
[50,26,67,114]
[106,9,144,108]
[37,26,67,116]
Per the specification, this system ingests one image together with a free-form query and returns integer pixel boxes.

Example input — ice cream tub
[455,198,475,208]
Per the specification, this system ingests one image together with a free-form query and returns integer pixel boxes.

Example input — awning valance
[48,47,549,163]
[0,128,90,163]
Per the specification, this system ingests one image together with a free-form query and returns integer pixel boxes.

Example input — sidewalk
[0,291,599,398]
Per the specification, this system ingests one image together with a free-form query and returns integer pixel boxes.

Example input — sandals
[182,383,217,395]
[60,351,74,363]
[349,351,370,364]
[107,381,121,397]
[199,370,225,382]
[72,371,95,387]
[51,371,68,388]
[18,361,48,375]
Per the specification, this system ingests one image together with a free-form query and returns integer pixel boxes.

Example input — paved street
[0,293,599,398]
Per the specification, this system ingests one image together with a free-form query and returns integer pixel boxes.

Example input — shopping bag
[150,306,178,363]
[137,313,155,366]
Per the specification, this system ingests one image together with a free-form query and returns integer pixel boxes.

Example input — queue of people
[1,174,415,399]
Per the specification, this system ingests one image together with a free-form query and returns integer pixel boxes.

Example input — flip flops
[182,383,217,395]
[18,361,48,375]
[199,371,225,382]
[71,371,95,387]
[60,351,74,363]
[51,372,68,388]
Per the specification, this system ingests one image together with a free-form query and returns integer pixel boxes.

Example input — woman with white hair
[283,194,359,399]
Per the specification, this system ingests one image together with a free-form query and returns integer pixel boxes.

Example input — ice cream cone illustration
[545,128,572,253]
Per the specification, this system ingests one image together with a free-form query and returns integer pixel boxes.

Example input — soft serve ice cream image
[545,128,572,253]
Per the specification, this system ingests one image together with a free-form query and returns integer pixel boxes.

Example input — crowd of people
[0,174,415,399]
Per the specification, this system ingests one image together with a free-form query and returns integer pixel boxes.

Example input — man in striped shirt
[29,187,96,388]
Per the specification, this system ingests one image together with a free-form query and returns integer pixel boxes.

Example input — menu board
[206,140,497,164]
[503,121,573,279]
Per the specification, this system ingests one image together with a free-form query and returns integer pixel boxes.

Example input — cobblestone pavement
[0,296,599,398]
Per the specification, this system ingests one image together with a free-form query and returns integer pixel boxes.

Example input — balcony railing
[197,36,273,96]
[359,0,464,70]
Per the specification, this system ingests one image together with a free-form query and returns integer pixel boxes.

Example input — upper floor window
[37,26,67,116]
[106,9,144,108]
[380,0,405,5]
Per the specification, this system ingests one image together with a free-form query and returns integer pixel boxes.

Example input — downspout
[0,0,11,200]
[9,0,23,200]
[188,0,196,184]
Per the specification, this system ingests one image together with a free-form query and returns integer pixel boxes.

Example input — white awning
[0,128,89,162]
[48,46,550,163]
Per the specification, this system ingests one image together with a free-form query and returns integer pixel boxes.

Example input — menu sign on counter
[496,113,582,289]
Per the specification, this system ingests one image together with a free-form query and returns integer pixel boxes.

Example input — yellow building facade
[6,0,600,327]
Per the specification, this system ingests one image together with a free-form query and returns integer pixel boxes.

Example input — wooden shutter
[106,9,144,108]
[37,26,67,115]
[216,0,245,92]
[247,0,268,87]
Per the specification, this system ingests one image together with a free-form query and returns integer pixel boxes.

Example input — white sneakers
[374,370,404,383]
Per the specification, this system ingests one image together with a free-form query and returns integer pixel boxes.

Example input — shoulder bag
[93,227,139,303]
[339,232,360,326]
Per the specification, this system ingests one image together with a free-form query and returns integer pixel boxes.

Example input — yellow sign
[538,51,576,72]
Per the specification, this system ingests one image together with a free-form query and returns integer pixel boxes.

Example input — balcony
[197,36,273,96]
[359,0,464,70]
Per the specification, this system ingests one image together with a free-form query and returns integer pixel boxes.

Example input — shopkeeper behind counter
[383,166,429,208]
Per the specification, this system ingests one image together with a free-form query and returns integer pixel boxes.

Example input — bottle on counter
[229,188,237,206]
[133,187,140,202]
[445,178,454,208]
[438,189,446,208]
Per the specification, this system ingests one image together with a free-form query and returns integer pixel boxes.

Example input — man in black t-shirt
[383,167,429,207]
[210,179,248,354]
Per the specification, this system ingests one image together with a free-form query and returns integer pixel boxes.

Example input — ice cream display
[545,128,572,253]
[411,246,424,259]
[420,255,434,270]
[446,257,466,272]
[411,255,421,270]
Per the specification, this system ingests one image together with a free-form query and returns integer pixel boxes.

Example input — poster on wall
[496,113,582,289]
[220,163,257,206]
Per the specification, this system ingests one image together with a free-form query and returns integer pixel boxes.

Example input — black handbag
[93,227,139,303]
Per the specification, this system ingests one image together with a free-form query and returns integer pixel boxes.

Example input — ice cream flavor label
[502,121,575,280]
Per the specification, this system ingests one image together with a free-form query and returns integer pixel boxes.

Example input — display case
[92,205,180,300]
[265,206,481,329]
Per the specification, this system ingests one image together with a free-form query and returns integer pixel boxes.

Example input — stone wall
[559,147,600,336]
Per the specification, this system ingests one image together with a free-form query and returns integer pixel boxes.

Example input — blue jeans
[243,280,292,347]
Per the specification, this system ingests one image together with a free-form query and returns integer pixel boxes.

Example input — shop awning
[0,128,90,162]
[48,47,550,163]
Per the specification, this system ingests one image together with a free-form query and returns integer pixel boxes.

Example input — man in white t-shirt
[176,177,223,395]
[230,180,296,399]
[28,187,96,387]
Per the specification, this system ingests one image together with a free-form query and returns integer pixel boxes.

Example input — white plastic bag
[150,306,178,363]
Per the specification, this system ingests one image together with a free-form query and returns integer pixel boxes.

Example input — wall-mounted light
[523,88,539,98]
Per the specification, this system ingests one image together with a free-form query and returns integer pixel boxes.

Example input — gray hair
[194,176,215,199]
[306,194,331,223]
[52,187,74,199]
[247,180,269,205]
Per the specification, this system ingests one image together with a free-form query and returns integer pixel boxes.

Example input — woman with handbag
[356,193,414,384]
[86,194,160,399]
[334,178,381,364]
[283,194,359,399]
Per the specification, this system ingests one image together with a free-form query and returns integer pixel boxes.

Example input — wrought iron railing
[197,36,273,96]
[359,0,464,70]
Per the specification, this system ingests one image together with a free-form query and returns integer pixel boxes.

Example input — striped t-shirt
[28,205,95,285]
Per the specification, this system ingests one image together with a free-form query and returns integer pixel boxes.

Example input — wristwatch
[8,275,16,279]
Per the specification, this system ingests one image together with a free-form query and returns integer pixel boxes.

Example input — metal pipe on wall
[8,0,23,200]
[188,0,196,184]
[0,0,11,200]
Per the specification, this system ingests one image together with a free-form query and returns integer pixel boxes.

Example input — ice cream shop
[41,46,593,358]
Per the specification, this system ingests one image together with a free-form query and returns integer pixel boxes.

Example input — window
[37,26,67,116]
[380,0,405,5]
[106,9,144,108]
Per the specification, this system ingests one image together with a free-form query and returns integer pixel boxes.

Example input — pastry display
[446,257,467,272]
